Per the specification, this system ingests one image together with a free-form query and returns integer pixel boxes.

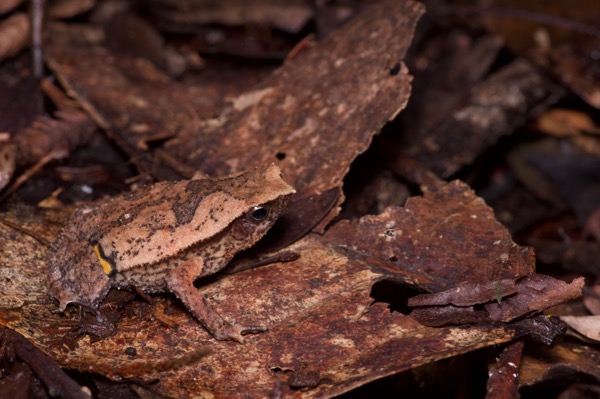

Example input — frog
[47,164,295,342]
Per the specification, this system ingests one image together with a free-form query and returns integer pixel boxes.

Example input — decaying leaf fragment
[409,274,584,327]
[325,179,534,290]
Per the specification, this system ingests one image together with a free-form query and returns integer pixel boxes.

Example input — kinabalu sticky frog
[47,164,294,342]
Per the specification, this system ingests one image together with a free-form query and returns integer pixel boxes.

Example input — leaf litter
[0,0,597,397]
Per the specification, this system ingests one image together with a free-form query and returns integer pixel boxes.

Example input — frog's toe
[215,323,267,343]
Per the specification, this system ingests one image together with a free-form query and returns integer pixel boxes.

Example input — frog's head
[47,247,111,315]
[230,194,291,248]
[213,163,295,254]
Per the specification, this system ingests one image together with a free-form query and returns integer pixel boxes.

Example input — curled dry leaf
[407,278,518,307]
[0,13,30,63]
[14,108,96,166]
[410,274,584,327]
[485,275,584,322]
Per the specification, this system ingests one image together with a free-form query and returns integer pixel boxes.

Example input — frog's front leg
[166,257,267,343]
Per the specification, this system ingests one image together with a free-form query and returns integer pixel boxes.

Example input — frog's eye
[247,206,269,222]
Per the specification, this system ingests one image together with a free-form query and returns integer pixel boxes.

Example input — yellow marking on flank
[94,244,113,275]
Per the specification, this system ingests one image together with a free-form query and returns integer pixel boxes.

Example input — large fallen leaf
[0,179,579,398]
[47,0,424,237]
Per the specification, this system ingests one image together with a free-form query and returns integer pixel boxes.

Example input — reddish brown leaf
[485,274,584,322]
[408,279,518,307]
[46,0,424,239]
[409,274,583,327]
[326,180,534,291]
[165,0,422,228]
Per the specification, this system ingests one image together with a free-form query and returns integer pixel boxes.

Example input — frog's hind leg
[166,257,266,343]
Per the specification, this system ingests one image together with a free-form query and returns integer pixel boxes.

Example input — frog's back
[95,164,294,273]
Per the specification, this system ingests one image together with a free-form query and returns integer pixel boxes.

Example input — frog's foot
[209,309,267,343]
[166,257,267,343]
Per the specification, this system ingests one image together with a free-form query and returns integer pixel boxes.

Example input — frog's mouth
[47,250,112,316]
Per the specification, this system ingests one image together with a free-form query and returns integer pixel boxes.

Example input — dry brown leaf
[536,108,600,137]
[0,13,29,63]
[519,342,600,389]
[408,274,584,327]
[408,279,518,307]
[325,180,534,290]
[15,107,96,166]
[560,315,600,342]
[485,274,584,322]
[482,0,600,109]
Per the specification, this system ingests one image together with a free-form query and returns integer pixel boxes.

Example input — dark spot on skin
[230,219,252,241]
[172,180,213,225]
[125,347,137,356]
[276,152,286,160]
[389,62,400,76]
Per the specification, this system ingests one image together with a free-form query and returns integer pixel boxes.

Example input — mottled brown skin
[47,164,294,342]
